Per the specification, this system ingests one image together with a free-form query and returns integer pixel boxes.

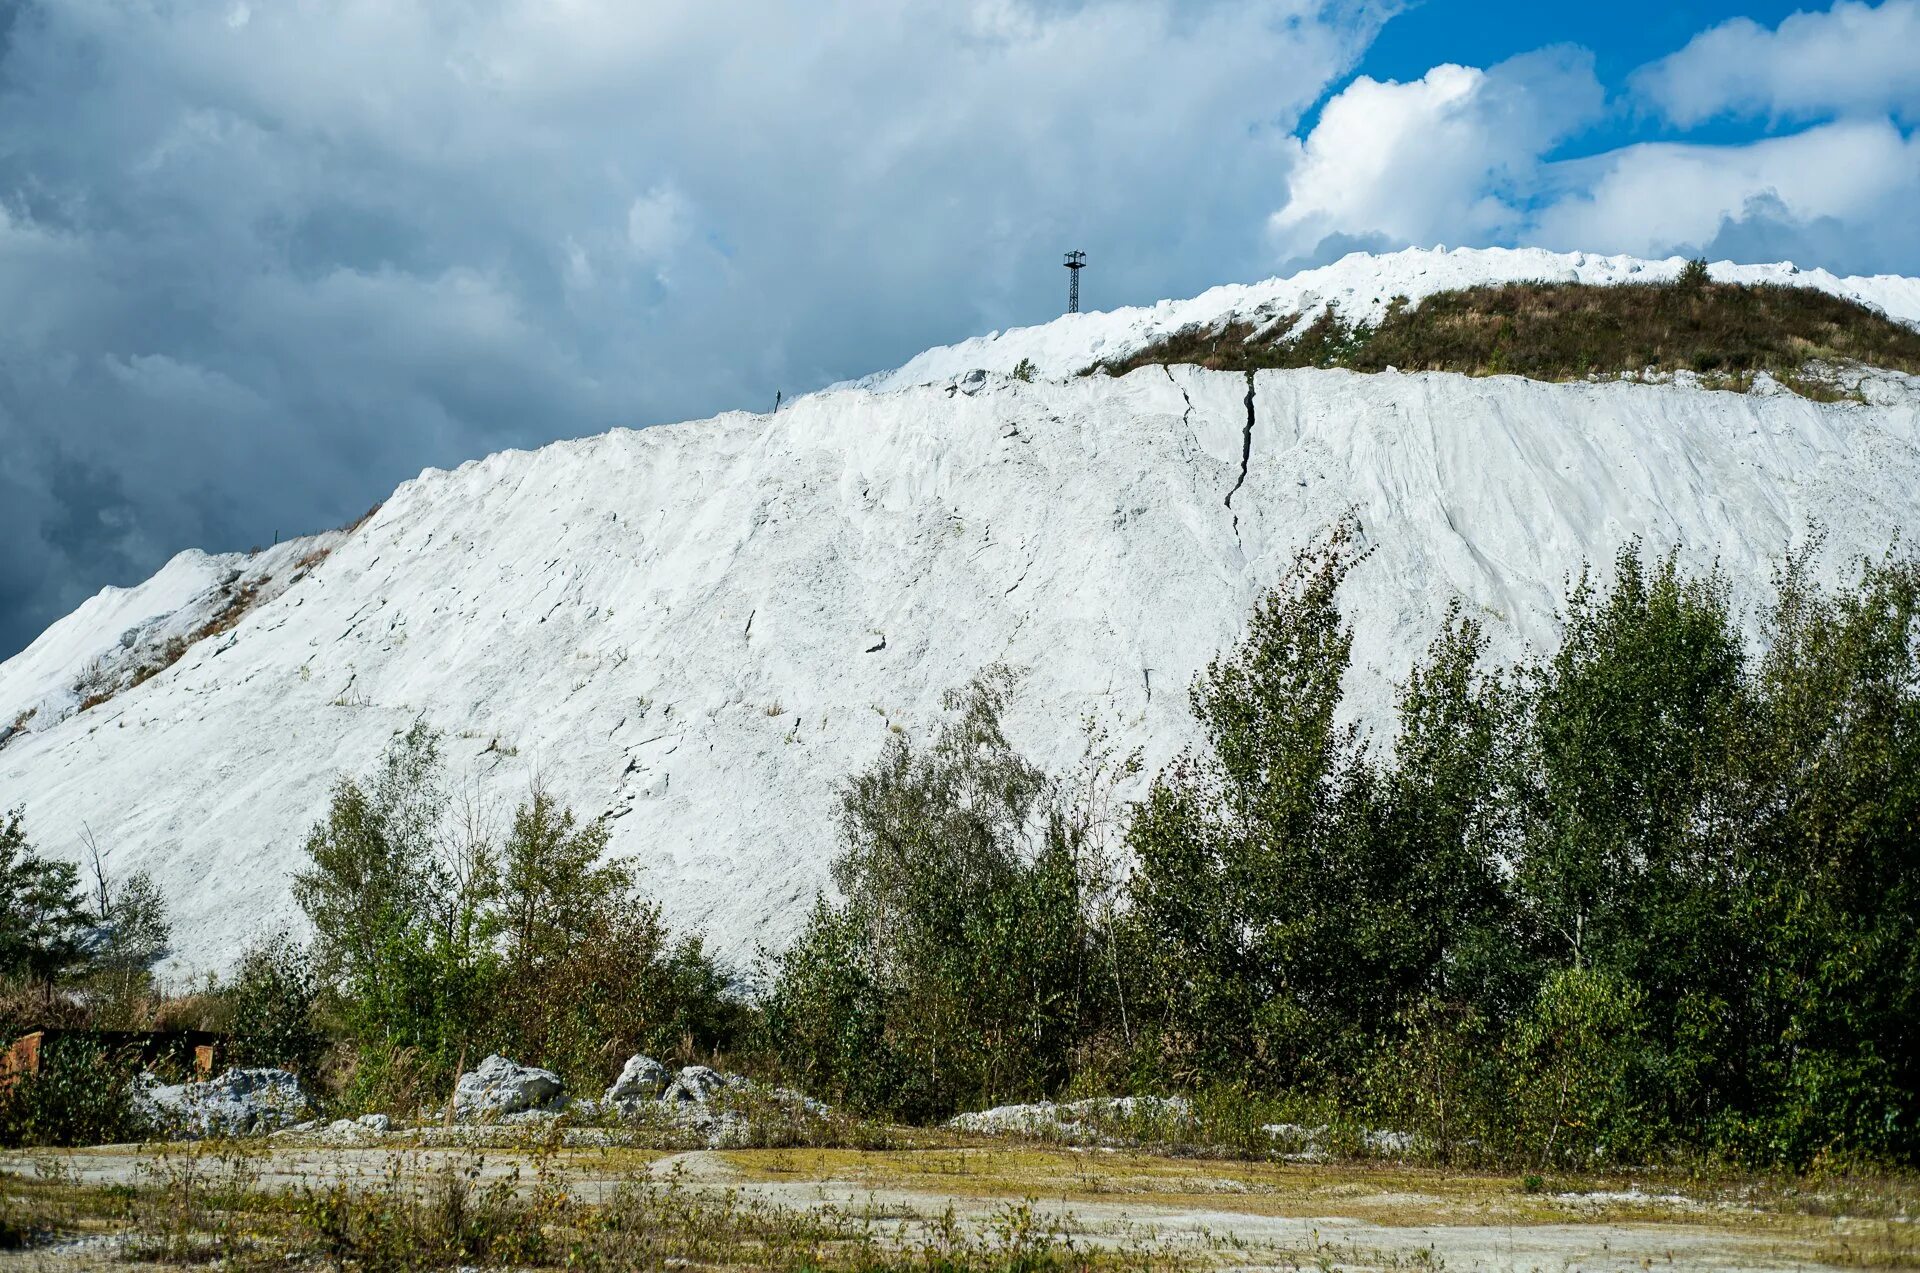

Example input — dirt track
[8,1137,1909,1271]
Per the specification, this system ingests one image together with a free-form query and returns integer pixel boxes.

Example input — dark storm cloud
[0,0,1383,656]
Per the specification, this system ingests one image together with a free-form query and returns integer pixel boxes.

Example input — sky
[1,0,1917,659]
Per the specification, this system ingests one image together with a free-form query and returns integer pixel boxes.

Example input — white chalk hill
[4,247,1920,974]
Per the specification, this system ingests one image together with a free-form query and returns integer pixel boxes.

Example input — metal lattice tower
[1064,250,1086,314]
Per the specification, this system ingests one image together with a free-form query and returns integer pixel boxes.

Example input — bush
[763,667,1129,1120]
[225,931,326,1077]
[1505,968,1650,1167]
[0,1036,145,1148]
[293,725,742,1105]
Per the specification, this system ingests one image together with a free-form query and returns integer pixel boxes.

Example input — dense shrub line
[772,520,1919,1169]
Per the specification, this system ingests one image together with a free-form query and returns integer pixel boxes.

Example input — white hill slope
[4,247,1920,975]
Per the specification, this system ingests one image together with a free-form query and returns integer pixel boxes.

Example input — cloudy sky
[2,0,1917,658]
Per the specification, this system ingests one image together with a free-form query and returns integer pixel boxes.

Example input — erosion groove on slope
[1162,365,1195,440]
[1226,371,1255,518]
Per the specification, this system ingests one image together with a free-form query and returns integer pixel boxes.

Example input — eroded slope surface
[5,356,1917,973]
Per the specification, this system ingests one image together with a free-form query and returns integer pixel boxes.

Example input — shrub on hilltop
[1091,275,1920,395]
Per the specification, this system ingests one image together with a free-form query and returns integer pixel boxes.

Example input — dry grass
[339,502,383,536]
[8,1139,1917,1270]
[1090,279,1920,396]
[292,545,333,575]
[70,572,268,715]
[1,1142,1191,1271]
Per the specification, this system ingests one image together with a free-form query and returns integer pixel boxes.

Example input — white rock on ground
[604,1054,671,1103]
[309,1112,394,1143]
[662,1064,746,1105]
[451,1054,564,1121]
[4,247,1920,977]
[135,1067,312,1138]
[949,1096,1192,1142]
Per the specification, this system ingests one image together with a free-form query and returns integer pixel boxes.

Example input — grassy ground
[5,1130,1916,1270]
[1088,279,1920,398]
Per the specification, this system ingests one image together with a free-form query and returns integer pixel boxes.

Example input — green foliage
[1516,550,1748,978]
[1125,518,1522,1090]
[1506,968,1650,1166]
[499,790,623,976]
[225,930,326,1076]
[0,1036,144,1148]
[1732,542,1920,1164]
[1011,357,1037,382]
[293,722,499,1104]
[1113,523,1920,1168]
[84,867,173,1025]
[96,870,171,977]
[764,667,1130,1120]
[292,721,477,986]
[1677,257,1712,289]
[0,809,91,993]
[292,725,740,1104]
[1124,517,1373,1085]
[1089,279,1920,390]
[495,791,741,1078]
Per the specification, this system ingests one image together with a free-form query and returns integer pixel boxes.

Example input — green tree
[292,721,460,983]
[1124,518,1383,1084]
[292,724,499,1101]
[1733,544,1920,1162]
[226,930,326,1076]
[0,809,91,996]
[765,667,1117,1119]
[1373,609,1525,1021]
[1508,547,1759,1143]
[499,791,626,977]
[97,871,171,978]
[493,790,738,1077]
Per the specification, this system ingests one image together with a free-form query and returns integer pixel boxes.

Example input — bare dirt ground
[6,1136,1913,1270]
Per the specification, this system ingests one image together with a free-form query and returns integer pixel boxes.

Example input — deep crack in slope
[1225,371,1255,542]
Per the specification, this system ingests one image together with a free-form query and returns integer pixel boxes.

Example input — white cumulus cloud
[1633,0,1920,128]
[1267,0,1920,277]
[1530,119,1920,262]
[1270,48,1603,263]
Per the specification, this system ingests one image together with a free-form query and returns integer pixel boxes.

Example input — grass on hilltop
[1088,274,1920,397]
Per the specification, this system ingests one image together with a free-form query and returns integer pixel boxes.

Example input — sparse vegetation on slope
[1090,271,1920,396]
